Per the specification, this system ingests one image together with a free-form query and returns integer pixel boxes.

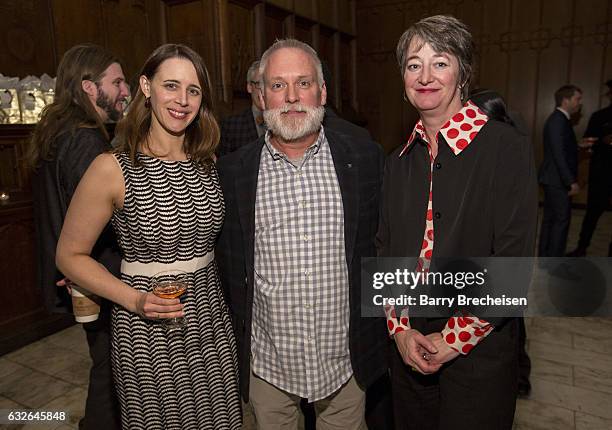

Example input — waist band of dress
[120,251,214,277]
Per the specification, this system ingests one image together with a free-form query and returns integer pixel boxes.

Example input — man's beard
[263,103,325,141]
[96,88,123,122]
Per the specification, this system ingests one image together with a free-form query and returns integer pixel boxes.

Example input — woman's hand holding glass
[134,269,187,323]
[145,270,190,330]
[134,290,184,321]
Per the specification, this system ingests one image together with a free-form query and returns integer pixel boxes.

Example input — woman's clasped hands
[394,329,460,374]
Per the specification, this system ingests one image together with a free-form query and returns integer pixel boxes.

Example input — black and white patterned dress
[110,152,241,430]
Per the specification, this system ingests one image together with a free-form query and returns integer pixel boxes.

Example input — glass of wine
[151,269,189,330]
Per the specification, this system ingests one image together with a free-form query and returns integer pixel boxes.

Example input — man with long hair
[25,44,129,430]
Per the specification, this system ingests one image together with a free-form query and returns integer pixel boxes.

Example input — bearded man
[216,39,387,430]
[26,44,130,430]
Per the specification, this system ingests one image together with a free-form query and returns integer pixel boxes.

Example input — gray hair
[396,15,474,100]
[246,60,260,84]
[259,39,325,88]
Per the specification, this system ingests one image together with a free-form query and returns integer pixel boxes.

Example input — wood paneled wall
[1,0,164,86]
[1,0,357,117]
[357,0,612,204]
[0,0,56,81]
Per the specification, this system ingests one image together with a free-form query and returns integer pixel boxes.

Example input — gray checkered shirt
[251,127,352,402]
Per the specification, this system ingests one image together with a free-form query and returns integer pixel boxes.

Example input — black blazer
[218,107,259,157]
[216,129,388,400]
[538,109,578,188]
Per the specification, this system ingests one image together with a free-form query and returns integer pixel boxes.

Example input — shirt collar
[264,126,325,161]
[556,107,570,120]
[399,100,489,157]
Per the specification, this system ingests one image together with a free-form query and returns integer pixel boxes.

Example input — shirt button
[304,304,311,309]
[434,212,442,219]
[303,234,310,241]
[435,162,442,169]
[304,270,310,276]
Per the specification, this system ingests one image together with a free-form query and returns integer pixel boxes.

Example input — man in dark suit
[216,38,387,429]
[218,60,265,157]
[538,84,584,257]
[567,79,612,257]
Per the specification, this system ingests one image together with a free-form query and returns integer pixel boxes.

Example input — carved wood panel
[100,0,161,82]
[0,194,75,356]
[318,29,335,73]
[318,0,335,28]
[0,126,33,195]
[338,0,352,34]
[0,126,39,342]
[227,1,256,95]
[164,0,221,99]
[0,208,39,327]
[51,0,105,61]
[295,0,315,20]
[0,144,19,193]
[0,0,56,76]
[340,37,352,108]
[295,19,314,45]
[266,0,292,11]
[265,13,286,48]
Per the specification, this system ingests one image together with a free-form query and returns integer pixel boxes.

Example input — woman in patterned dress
[57,44,242,429]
